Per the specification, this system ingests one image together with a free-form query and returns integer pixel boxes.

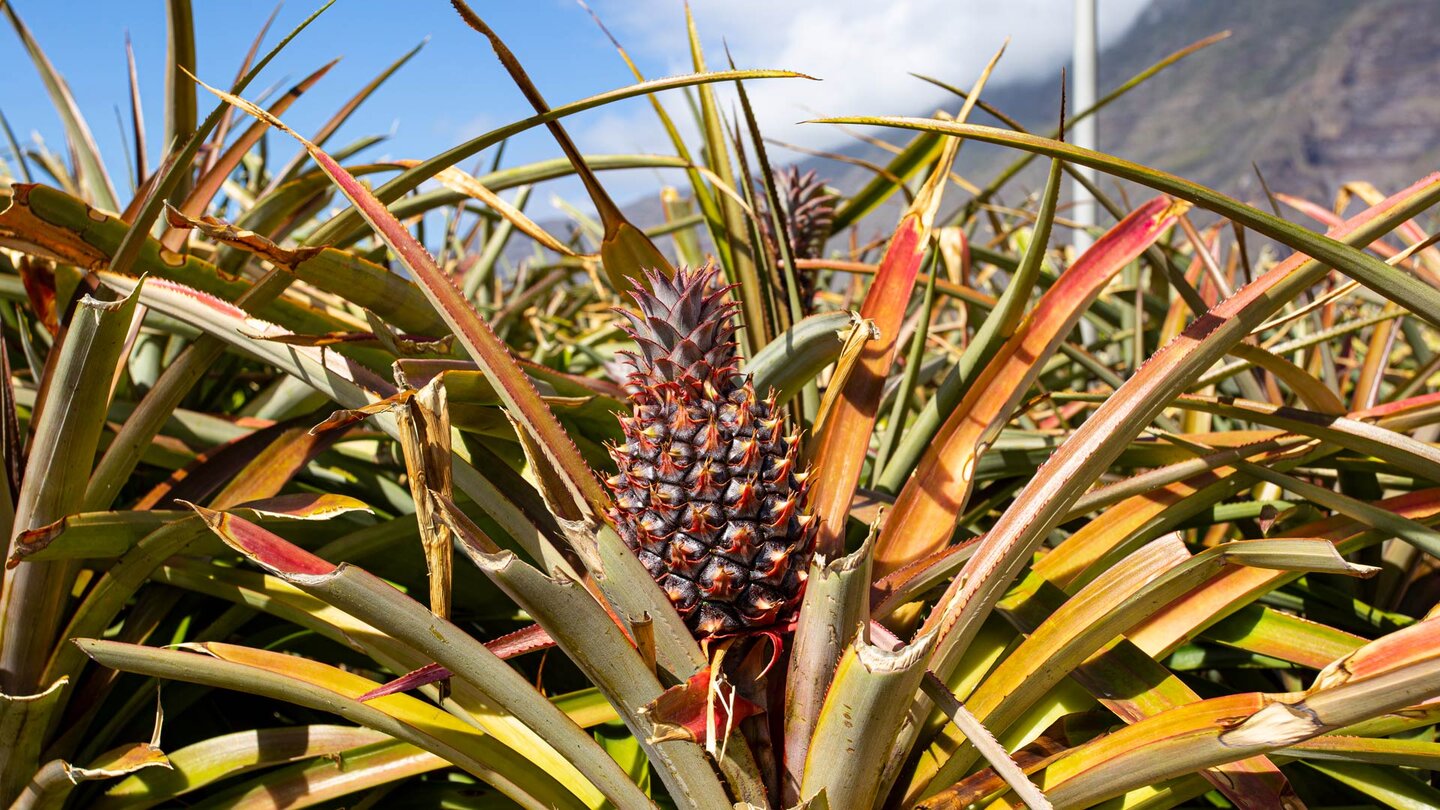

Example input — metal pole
[1072,0,1098,251]
[1073,0,1099,344]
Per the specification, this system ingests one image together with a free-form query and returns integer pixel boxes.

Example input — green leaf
[195,505,652,810]
[450,1,674,292]
[187,73,609,525]
[817,118,1440,329]
[77,640,588,810]
[2,2,120,211]
[308,68,807,249]
[95,726,387,810]
[747,311,852,403]
[442,501,735,810]
[0,677,68,806]
[877,157,1064,492]
[783,528,875,791]
[0,283,143,698]
[800,632,934,810]
[919,172,1440,706]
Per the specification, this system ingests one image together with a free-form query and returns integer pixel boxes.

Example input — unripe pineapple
[758,166,837,311]
[607,265,815,637]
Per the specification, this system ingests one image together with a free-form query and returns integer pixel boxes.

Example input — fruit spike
[756,166,838,311]
[607,265,816,637]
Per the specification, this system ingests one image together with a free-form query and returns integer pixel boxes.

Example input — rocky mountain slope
[1085,0,1439,203]
[802,0,1440,232]
[567,0,1438,256]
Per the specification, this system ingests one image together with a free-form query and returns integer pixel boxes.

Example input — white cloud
[582,0,1151,158]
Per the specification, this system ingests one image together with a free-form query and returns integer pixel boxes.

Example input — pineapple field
[3,1,1440,808]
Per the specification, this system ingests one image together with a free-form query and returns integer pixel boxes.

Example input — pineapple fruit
[758,166,838,311]
[607,265,815,637]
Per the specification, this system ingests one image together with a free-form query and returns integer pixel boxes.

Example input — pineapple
[607,265,815,637]
[758,166,838,311]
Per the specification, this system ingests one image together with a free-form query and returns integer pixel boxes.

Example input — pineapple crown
[614,265,741,398]
[759,166,837,261]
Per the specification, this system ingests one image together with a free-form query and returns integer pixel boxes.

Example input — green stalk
[0,288,141,691]
[76,640,582,810]
[873,254,939,484]
[877,157,1063,491]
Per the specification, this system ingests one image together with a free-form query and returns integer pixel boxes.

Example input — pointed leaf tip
[181,500,335,576]
[640,668,761,745]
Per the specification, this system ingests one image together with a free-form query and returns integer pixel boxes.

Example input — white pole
[1073,0,1099,342]
[1072,0,1098,250]
[1077,0,1094,249]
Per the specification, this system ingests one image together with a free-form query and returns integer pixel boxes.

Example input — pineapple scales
[757,166,837,312]
[760,166,837,263]
[607,265,815,637]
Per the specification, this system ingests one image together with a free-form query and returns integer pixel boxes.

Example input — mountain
[1085,0,1440,202]
[547,0,1440,257]
[812,0,1440,226]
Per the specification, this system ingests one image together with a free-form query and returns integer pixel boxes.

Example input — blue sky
[1,0,1150,207]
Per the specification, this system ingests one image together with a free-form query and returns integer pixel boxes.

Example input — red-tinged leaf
[913,535,1196,801]
[987,585,1300,810]
[357,662,451,702]
[163,58,338,251]
[808,150,957,559]
[1276,193,1349,229]
[866,618,907,652]
[927,735,1069,809]
[796,258,998,310]
[806,45,1009,559]
[9,520,76,566]
[640,668,762,745]
[164,204,323,269]
[184,502,335,577]
[185,72,608,525]
[1035,437,1306,590]
[1313,615,1440,690]
[1357,389,1440,421]
[1129,487,1440,659]
[263,39,427,195]
[818,119,1440,328]
[881,197,1186,576]
[233,492,372,521]
[18,255,60,337]
[1033,622,1440,808]
[485,622,556,659]
[871,537,982,620]
[358,624,558,701]
[134,410,350,511]
[1279,191,1440,285]
[308,391,412,436]
[1257,504,1280,536]
[921,173,1440,676]
[5,494,369,567]
[448,0,672,291]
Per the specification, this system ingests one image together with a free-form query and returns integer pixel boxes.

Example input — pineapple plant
[608,265,813,637]
[2,2,1440,809]
[765,167,837,262]
[758,167,838,310]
